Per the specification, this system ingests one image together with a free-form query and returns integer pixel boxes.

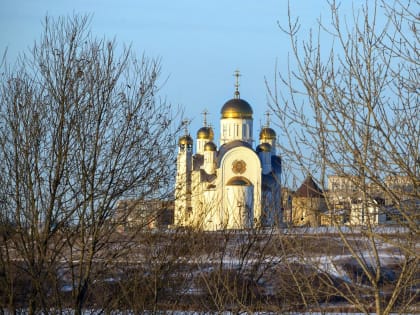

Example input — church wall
[225,185,254,229]
[219,146,262,227]
[190,170,203,228]
[189,168,223,230]
[174,149,192,226]
[202,188,221,230]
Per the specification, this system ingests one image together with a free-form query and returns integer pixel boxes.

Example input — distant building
[292,176,327,227]
[323,174,419,226]
[327,175,360,203]
[174,71,282,230]
[114,199,174,230]
[384,175,417,205]
[348,197,386,226]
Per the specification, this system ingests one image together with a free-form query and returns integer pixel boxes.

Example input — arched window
[227,176,252,186]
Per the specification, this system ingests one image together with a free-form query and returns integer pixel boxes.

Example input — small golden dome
[256,142,272,153]
[221,98,253,119]
[204,141,217,151]
[259,127,276,140]
[178,134,193,146]
[197,126,214,140]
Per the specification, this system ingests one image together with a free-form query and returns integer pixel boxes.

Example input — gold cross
[234,69,241,99]
[201,109,208,127]
[182,119,190,134]
[265,111,271,127]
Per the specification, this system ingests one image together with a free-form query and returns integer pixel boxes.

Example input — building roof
[216,140,253,167]
[295,176,324,198]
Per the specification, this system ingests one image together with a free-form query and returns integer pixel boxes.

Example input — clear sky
[0,0,367,145]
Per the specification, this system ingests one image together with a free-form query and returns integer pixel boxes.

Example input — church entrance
[225,177,254,229]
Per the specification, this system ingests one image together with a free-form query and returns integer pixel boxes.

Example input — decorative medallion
[232,160,247,174]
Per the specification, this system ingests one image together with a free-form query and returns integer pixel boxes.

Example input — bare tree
[268,0,419,313]
[193,227,279,313]
[0,14,182,314]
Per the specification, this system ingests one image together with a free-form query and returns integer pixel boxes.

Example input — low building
[320,209,348,226]
[324,174,419,226]
[292,176,327,227]
[114,199,174,230]
[348,197,386,226]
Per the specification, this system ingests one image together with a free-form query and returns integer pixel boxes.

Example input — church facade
[174,74,282,230]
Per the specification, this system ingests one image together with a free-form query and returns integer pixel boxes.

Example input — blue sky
[0,0,367,146]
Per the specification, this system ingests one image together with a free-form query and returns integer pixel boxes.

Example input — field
[1,228,419,313]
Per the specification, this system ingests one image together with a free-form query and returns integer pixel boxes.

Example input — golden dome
[204,141,217,151]
[178,134,193,146]
[197,126,214,140]
[256,142,272,153]
[221,98,253,119]
[259,127,276,140]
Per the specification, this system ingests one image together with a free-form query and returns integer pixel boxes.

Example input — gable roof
[295,176,324,198]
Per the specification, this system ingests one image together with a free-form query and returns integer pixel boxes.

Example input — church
[174,72,282,230]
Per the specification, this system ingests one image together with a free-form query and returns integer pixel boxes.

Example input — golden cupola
[219,70,254,146]
[220,98,253,119]
[178,134,193,146]
[197,126,214,140]
[196,110,215,154]
[259,127,276,141]
[221,70,253,119]
[204,141,217,151]
[258,111,277,155]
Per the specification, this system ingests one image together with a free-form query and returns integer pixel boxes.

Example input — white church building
[174,72,282,230]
